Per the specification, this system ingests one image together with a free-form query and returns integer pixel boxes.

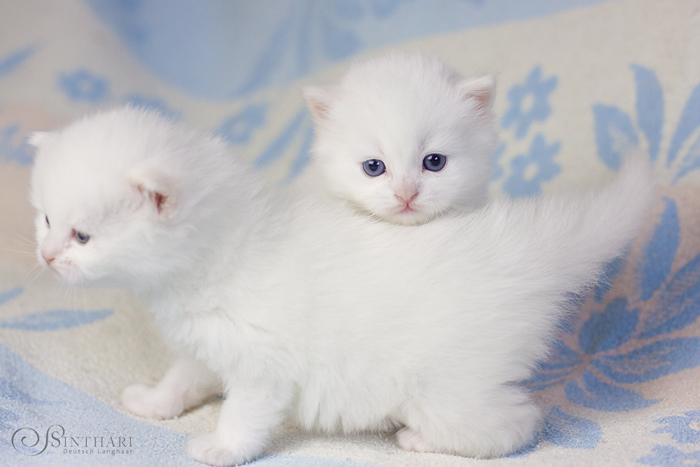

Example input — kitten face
[305,53,497,225]
[29,109,187,287]
[32,168,162,286]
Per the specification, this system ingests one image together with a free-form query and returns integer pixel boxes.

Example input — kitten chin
[302,52,497,225]
[30,107,654,465]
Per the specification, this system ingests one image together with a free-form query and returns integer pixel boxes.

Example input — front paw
[187,433,257,467]
[121,383,184,420]
[396,426,432,453]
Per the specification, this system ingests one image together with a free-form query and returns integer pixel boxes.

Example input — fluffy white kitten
[303,53,497,225]
[31,107,653,466]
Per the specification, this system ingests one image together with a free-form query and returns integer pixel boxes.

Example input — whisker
[0,247,36,257]
[22,263,42,283]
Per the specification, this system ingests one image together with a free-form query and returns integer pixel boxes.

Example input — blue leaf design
[631,65,664,162]
[592,337,700,384]
[542,406,601,449]
[526,342,580,390]
[637,197,680,301]
[564,371,659,411]
[285,126,315,182]
[540,339,583,371]
[0,45,36,80]
[0,378,53,405]
[668,81,700,166]
[639,252,700,339]
[593,104,639,170]
[578,298,639,355]
[0,309,112,331]
[0,287,23,306]
[673,133,700,183]
[0,124,35,165]
[526,371,573,391]
[254,108,307,168]
[594,256,625,303]
[235,12,296,96]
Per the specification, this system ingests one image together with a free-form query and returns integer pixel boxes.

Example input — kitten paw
[121,383,184,420]
[187,433,253,467]
[396,426,432,453]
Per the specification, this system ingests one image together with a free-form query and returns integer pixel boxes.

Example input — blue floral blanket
[1,1,699,466]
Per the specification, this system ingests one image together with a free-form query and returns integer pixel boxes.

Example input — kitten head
[29,107,231,288]
[304,53,497,225]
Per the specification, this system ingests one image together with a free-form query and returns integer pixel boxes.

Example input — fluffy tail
[477,151,655,357]
[536,151,655,292]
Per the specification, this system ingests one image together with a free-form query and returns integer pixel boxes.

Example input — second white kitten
[31,107,653,466]
[303,53,497,225]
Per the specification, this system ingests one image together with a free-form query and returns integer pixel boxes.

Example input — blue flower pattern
[494,66,562,197]
[58,69,109,103]
[653,411,700,444]
[217,104,268,145]
[503,133,561,197]
[542,406,601,449]
[638,412,700,465]
[639,446,700,466]
[502,66,558,139]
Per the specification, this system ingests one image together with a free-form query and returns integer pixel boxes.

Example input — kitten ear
[27,131,53,148]
[458,75,495,113]
[303,85,340,123]
[129,167,176,219]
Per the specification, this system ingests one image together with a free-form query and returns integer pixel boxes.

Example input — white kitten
[30,107,653,466]
[302,53,497,225]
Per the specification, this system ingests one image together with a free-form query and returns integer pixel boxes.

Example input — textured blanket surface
[1,1,700,465]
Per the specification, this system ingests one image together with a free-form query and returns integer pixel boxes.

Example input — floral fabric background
[1,0,700,466]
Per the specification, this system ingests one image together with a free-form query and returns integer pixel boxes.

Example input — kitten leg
[121,357,221,420]
[187,382,289,467]
[398,383,541,458]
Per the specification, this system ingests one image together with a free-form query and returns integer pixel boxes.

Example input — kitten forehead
[341,53,462,108]
[330,54,484,153]
[29,107,189,222]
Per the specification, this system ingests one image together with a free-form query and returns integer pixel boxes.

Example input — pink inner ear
[154,192,167,213]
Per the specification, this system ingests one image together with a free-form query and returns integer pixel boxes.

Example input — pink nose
[395,191,418,204]
[41,251,55,264]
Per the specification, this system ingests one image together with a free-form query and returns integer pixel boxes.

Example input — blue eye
[45,215,50,227]
[74,230,90,244]
[362,159,386,177]
[423,153,447,172]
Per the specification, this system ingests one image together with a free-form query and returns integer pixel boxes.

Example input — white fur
[302,53,497,225]
[30,107,654,466]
